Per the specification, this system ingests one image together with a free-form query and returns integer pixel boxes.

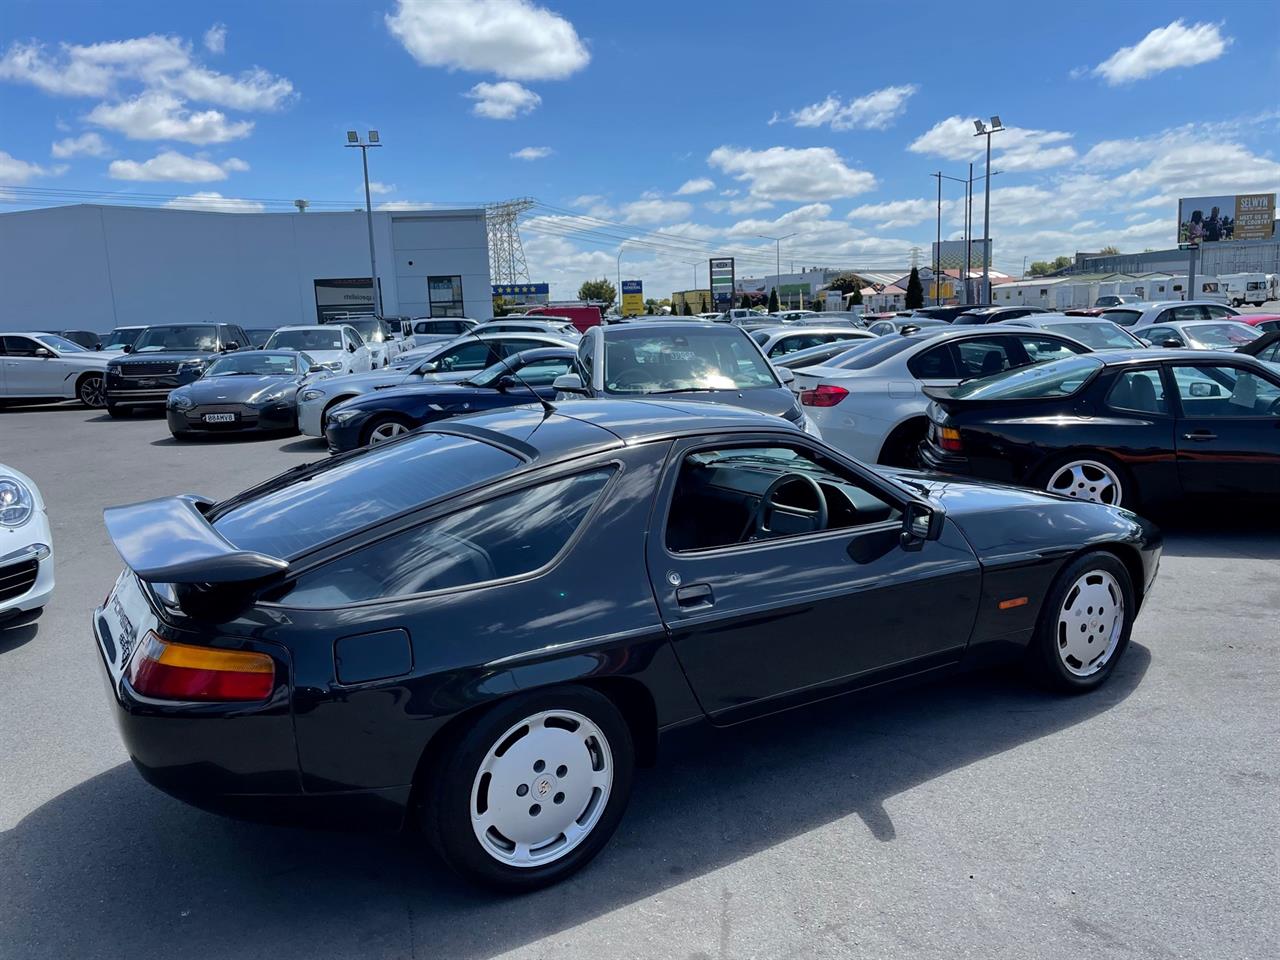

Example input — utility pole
[1186,243,1198,300]
[345,130,383,316]
[964,163,972,304]
[974,116,1005,305]
[757,232,796,307]
[934,172,942,304]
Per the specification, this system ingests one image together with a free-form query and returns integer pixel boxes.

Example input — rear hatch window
[951,355,1104,400]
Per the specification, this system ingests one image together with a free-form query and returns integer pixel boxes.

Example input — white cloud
[203,24,227,55]
[708,145,876,202]
[1094,20,1230,85]
[51,131,111,158]
[364,181,396,195]
[847,197,951,229]
[621,198,694,224]
[0,35,293,110]
[385,0,589,81]
[85,91,253,143]
[569,194,615,217]
[511,145,553,160]
[108,150,247,182]
[770,85,918,131]
[658,221,720,241]
[465,80,541,120]
[675,177,715,195]
[164,191,264,212]
[376,200,437,211]
[703,196,775,215]
[908,116,1077,171]
[0,151,65,183]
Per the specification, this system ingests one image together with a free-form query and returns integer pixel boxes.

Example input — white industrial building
[0,204,492,333]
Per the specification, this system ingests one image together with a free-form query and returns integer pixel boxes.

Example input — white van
[1221,273,1271,307]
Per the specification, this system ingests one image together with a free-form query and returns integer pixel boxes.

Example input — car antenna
[465,327,558,418]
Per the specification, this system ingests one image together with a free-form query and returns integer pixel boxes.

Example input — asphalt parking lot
[1,403,1276,960]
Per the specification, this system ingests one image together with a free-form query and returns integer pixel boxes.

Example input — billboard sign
[709,257,735,309]
[620,280,644,316]
[1177,194,1276,243]
[932,240,990,271]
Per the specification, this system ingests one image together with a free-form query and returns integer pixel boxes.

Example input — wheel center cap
[533,776,555,799]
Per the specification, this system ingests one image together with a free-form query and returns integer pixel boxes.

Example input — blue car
[324,347,574,452]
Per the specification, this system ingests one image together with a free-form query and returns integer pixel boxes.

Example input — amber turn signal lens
[939,426,963,452]
[127,632,274,702]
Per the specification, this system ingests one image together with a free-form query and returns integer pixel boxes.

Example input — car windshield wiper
[643,387,728,394]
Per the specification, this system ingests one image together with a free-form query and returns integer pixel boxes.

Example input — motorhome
[1220,273,1271,307]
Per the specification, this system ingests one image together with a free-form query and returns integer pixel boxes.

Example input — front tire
[105,402,128,418]
[363,415,413,446]
[1025,551,1135,694]
[420,686,634,891]
[77,374,106,409]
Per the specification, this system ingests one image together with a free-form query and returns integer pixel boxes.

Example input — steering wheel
[608,368,652,389]
[745,473,829,541]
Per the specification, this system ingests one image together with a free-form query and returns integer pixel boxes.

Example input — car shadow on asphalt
[1151,512,1280,561]
[0,608,42,654]
[149,431,300,448]
[277,436,328,454]
[0,646,1150,960]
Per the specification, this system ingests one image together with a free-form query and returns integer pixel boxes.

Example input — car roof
[757,325,868,337]
[1086,347,1263,366]
[273,324,347,332]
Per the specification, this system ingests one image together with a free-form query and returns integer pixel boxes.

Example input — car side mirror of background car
[553,372,588,394]
[415,361,439,374]
[901,500,943,550]
[776,367,795,385]
[122,344,133,353]
[226,342,240,351]
[94,344,102,351]
[1161,338,1184,348]
[347,343,357,353]
[34,347,53,359]
[494,375,515,391]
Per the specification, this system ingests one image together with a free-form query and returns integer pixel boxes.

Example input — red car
[1239,313,1280,333]
[525,304,603,333]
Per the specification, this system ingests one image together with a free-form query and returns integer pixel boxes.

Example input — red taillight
[127,632,275,702]
[938,426,963,452]
[800,384,848,407]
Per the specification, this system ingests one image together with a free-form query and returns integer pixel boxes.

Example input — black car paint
[323,347,575,453]
[164,351,314,436]
[106,323,253,409]
[94,400,1160,833]
[918,348,1280,504]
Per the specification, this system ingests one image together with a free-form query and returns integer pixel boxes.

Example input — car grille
[117,362,180,377]
[0,557,38,603]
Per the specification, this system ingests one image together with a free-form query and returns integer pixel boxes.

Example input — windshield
[103,328,143,350]
[267,328,344,351]
[952,355,1104,400]
[1184,323,1259,348]
[203,353,300,377]
[1100,309,1142,326]
[35,334,88,354]
[602,327,777,394]
[1045,322,1141,350]
[132,325,218,352]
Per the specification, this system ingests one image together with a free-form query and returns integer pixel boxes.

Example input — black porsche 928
[95,399,1161,890]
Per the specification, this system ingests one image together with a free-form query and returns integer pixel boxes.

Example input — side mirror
[122,344,133,353]
[347,343,357,353]
[34,347,53,359]
[901,500,943,550]
[776,367,795,385]
[225,342,240,351]
[94,344,103,351]
[1161,338,1184,348]
[493,375,516,391]
[415,361,439,374]
[553,372,588,395]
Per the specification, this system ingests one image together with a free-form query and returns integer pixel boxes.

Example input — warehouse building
[1072,237,1280,277]
[0,204,492,333]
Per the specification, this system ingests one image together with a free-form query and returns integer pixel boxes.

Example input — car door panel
[1169,363,1280,495]
[645,435,983,723]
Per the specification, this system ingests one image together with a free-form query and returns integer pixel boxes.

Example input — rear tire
[877,418,927,468]
[1025,551,1135,694]
[1035,451,1137,511]
[419,685,634,892]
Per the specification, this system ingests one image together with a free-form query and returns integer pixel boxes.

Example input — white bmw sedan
[0,465,54,622]
[264,325,372,377]
[0,332,112,408]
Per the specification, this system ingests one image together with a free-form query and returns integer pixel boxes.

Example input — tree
[682,300,694,316]
[848,287,863,306]
[1098,245,1120,255]
[904,267,924,309]
[577,279,616,310]
[1027,255,1073,277]
[739,293,752,309]
[644,298,657,315]
[701,293,711,312]
[826,272,861,296]
[767,288,780,313]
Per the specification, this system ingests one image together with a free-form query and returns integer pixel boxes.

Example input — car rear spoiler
[921,384,961,403]
[103,495,289,584]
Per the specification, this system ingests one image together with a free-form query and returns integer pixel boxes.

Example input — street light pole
[616,244,625,312]
[756,233,796,309]
[346,130,383,316]
[974,116,1005,305]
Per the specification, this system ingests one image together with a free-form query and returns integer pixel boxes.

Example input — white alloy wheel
[368,421,408,443]
[470,709,613,869]
[1046,459,1122,505]
[1056,570,1125,677]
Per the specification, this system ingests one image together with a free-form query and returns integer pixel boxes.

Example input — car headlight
[327,408,363,425]
[300,388,326,402]
[0,477,34,527]
[320,360,345,372]
[168,393,195,412]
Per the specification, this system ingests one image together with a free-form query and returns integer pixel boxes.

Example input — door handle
[1183,431,1217,441]
[675,583,714,609]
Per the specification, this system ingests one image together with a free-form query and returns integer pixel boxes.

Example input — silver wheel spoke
[1056,570,1125,677]
[1048,460,1122,506]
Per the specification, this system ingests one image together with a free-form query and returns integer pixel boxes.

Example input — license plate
[99,571,158,680]
[203,413,237,423]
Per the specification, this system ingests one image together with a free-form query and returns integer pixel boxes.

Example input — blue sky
[2,0,1278,298]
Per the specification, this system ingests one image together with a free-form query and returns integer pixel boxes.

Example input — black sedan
[919,349,1280,509]
[165,350,322,439]
[324,347,574,453]
[95,399,1161,891]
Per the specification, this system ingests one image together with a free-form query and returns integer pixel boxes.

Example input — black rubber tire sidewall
[1035,451,1139,512]
[420,685,634,892]
[1026,551,1136,694]
[105,403,127,418]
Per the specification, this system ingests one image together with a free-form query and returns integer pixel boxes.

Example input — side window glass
[907,344,958,379]
[954,338,1017,378]
[576,337,594,381]
[1106,370,1167,414]
[2,336,40,357]
[1172,306,1203,322]
[666,445,900,552]
[1172,365,1280,417]
[1020,336,1086,364]
[279,469,614,607]
[1205,305,1233,319]
[347,327,366,346]
[516,357,571,384]
[440,341,496,370]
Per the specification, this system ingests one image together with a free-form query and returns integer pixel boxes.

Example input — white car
[0,332,112,408]
[325,317,402,367]
[406,317,479,348]
[264,325,372,376]
[297,331,578,437]
[473,318,581,339]
[792,327,1092,465]
[1099,300,1239,328]
[0,464,54,622]
[749,326,874,361]
[1131,319,1260,350]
